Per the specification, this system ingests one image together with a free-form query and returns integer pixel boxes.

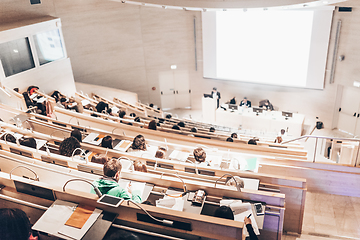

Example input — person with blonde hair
[133,160,148,172]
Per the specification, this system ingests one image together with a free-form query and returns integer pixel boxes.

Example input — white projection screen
[202,7,334,89]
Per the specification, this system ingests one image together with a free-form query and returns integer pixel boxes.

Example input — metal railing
[282,135,360,166]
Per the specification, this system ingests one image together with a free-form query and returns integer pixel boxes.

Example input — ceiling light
[171,65,177,70]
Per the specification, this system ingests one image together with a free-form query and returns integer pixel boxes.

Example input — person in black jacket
[211,87,221,108]
[240,97,251,108]
[244,216,259,240]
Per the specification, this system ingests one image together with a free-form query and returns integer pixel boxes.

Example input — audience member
[118,110,126,118]
[91,159,141,202]
[5,134,16,144]
[259,99,274,111]
[190,127,197,133]
[133,160,148,172]
[214,206,234,220]
[274,136,283,144]
[231,133,238,139]
[226,137,234,142]
[0,208,35,240]
[149,103,154,108]
[172,125,180,130]
[155,149,166,159]
[226,176,245,191]
[71,129,82,142]
[148,120,157,130]
[177,121,185,128]
[244,216,259,240]
[130,113,136,117]
[19,137,37,149]
[165,114,172,119]
[13,88,19,93]
[193,147,206,163]
[95,101,109,113]
[101,135,113,149]
[134,117,141,123]
[91,154,109,165]
[131,134,147,151]
[229,97,236,105]
[209,127,215,132]
[239,97,251,108]
[248,139,257,145]
[59,136,81,157]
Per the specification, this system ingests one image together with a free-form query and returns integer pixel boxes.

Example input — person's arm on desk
[244,217,259,240]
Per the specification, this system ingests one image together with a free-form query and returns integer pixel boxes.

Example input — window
[0,37,35,77]
[33,29,65,65]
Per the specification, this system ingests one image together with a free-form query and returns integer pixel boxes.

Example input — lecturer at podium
[211,87,221,108]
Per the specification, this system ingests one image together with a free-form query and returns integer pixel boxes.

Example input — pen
[247,213,252,218]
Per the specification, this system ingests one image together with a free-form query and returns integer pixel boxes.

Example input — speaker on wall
[30,0,41,4]
[338,7,352,12]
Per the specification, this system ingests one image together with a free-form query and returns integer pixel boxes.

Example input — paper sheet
[156,196,184,212]
[58,208,102,240]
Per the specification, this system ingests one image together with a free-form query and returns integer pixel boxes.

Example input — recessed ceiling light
[171,65,177,70]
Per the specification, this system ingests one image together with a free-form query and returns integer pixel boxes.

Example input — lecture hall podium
[202,96,216,123]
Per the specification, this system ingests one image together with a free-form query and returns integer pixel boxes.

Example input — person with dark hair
[22,92,35,109]
[130,113,136,117]
[104,229,141,240]
[5,134,16,144]
[19,137,36,149]
[231,133,238,139]
[229,97,236,105]
[59,136,81,157]
[165,114,172,119]
[134,117,141,123]
[209,127,215,132]
[259,99,274,111]
[118,110,126,118]
[172,125,180,130]
[226,137,234,142]
[214,206,234,220]
[13,88,19,93]
[148,120,157,130]
[248,139,257,145]
[101,135,113,149]
[133,160,148,172]
[211,87,221,109]
[0,208,33,240]
[193,147,206,163]
[244,216,259,240]
[95,101,109,113]
[155,149,166,159]
[91,159,141,202]
[177,121,185,128]
[158,118,165,123]
[91,154,109,164]
[51,90,63,102]
[240,97,251,108]
[71,129,82,143]
[131,135,146,151]
[127,122,133,126]
[149,103,154,108]
[57,97,67,108]
[190,127,197,133]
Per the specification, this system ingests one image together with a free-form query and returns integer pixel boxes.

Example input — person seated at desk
[226,137,234,142]
[129,134,147,151]
[248,139,258,145]
[101,135,113,149]
[209,127,215,133]
[91,159,142,203]
[58,97,80,112]
[148,120,157,130]
[231,133,238,139]
[240,97,251,108]
[71,129,82,143]
[134,160,148,172]
[229,97,236,105]
[259,99,274,111]
[178,121,185,128]
[119,110,126,118]
[19,137,36,149]
[214,206,234,220]
[172,125,181,130]
[193,147,210,166]
[226,176,244,191]
[190,127,197,133]
[244,216,259,240]
[59,136,81,157]
[0,208,39,240]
